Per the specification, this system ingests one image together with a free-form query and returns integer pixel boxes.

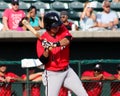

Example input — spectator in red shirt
[21,67,43,96]
[111,64,120,96]
[81,63,115,96]
[0,64,23,96]
[60,11,78,31]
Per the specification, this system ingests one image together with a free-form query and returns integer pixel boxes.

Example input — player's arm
[81,76,101,80]
[23,72,43,81]
[81,72,103,80]
[102,72,116,80]
[6,76,23,82]
[103,75,115,80]
[39,47,50,64]
[13,76,23,81]
[53,36,72,47]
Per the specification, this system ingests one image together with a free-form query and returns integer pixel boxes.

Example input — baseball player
[36,12,88,96]
[0,64,23,96]
[81,63,115,96]
[111,64,120,96]
[21,67,43,96]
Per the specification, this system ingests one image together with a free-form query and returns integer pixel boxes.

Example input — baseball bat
[22,19,41,39]
[22,19,53,50]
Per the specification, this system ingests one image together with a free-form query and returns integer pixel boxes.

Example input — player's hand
[5,76,12,82]
[42,39,53,49]
[96,74,103,80]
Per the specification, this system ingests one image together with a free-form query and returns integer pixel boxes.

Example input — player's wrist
[53,41,60,47]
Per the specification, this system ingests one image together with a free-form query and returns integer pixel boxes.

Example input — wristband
[53,41,60,47]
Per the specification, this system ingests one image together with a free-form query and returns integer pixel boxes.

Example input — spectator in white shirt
[97,0,119,30]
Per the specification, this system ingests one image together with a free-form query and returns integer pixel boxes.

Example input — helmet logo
[51,16,58,21]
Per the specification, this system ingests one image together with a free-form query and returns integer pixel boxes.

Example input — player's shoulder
[41,31,48,38]
[82,70,93,74]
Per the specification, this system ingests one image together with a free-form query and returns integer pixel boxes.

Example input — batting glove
[42,40,52,49]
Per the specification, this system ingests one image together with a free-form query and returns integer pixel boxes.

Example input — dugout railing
[0,59,120,96]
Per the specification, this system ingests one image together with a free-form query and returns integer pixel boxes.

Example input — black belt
[58,66,69,72]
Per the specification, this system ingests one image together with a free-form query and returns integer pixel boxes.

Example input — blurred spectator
[81,63,115,96]
[60,11,78,31]
[17,17,29,31]
[0,64,23,96]
[111,64,120,96]
[80,1,97,31]
[97,0,119,30]
[27,6,44,31]
[21,67,43,96]
[2,0,25,31]
[112,0,120,3]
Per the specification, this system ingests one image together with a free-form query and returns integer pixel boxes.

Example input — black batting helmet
[93,63,102,72]
[44,12,62,31]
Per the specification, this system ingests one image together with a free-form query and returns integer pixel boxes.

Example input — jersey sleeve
[6,72,19,82]
[21,74,26,79]
[82,70,92,76]
[102,71,113,77]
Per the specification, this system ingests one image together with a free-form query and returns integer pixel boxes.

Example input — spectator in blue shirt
[27,6,44,31]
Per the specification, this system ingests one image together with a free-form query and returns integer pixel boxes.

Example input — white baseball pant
[42,66,88,96]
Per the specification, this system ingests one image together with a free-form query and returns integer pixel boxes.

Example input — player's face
[50,26,60,36]
[0,65,7,73]
[12,3,19,11]
[94,69,101,76]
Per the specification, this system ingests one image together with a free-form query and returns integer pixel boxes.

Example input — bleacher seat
[57,0,74,3]
[0,12,3,22]
[111,2,120,11]
[19,2,31,11]
[117,12,120,19]
[93,2,103,11]
[51,1,69,11]
[32,1,50,10]
[40,0,55,3]
[68,10,80,20]
[21,0,38,3]
[77,0,89,3]
[0,1,9,11]
[97,0,104,3]
[47,10,60,15]
[69,1,83,11]
[3,0,11,3]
